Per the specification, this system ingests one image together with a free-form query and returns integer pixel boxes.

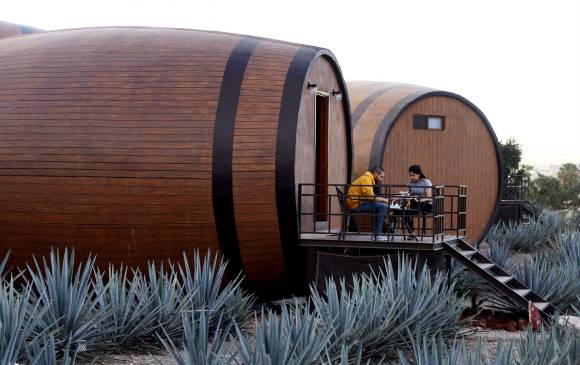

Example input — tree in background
[531,163,580,209]
[499,138,533,199]
[499,138,579,209]
[557,163,580,207]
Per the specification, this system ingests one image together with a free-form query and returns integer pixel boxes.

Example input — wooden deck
[299,232,464,251]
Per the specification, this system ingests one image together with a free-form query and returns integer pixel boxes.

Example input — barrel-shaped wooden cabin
[0,21,41,39]
[348,81,502,243]
[0,27,352,297]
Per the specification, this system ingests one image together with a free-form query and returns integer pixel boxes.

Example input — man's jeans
[349,202,389,236]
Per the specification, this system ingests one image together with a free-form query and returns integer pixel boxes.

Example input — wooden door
[315,94,329,222]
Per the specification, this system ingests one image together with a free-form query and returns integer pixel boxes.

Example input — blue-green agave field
[1,209,579,364]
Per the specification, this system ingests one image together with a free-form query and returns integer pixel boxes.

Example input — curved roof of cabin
[348,81,501,169]
[0,21,42,39]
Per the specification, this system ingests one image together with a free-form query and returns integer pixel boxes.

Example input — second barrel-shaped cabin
[348,81,502,243]
[0,27,351,297]
[0,21,41,39]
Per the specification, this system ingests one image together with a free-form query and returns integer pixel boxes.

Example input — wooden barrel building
[0,21,41,39]
[0,27,352,297]
[348,81,503,243]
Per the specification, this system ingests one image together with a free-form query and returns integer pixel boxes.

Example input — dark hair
[370,165,385,174]
[408,165,426,179]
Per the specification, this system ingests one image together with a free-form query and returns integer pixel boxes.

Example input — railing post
[298,183,302,235]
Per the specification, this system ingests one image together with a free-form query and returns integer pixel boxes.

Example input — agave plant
[549,230,580,266]
[233,302,333,365]
[312,256,466,362]
[503,321,580,365]
[396,334,468,365]
[482,240,512,269]
[179,251,255,332]
[27,248,109,356]
[510,254,580,311]
[311,275,408,361]
[0,280,44,364]
[94,265,160,351]
[160,309,232,365]
[145,261,190,343]
[485,219,550,253]
[26,334,78,365]
[374,257,466,341]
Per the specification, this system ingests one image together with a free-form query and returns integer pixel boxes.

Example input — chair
[335,186,388,240]
[335,186,350,240]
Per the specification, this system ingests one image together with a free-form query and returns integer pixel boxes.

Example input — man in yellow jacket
[347,166,390,239]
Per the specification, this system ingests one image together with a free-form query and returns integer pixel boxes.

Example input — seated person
[346,166,390,239]
[390,165,433,235]
[407,164,433,229]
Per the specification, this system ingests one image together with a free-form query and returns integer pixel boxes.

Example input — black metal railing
[298,183,468,244]
[503,173,530,202]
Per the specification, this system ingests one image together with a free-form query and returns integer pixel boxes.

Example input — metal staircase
[443,238,557,322]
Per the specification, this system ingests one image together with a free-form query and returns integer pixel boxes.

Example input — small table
[387,206,419,241]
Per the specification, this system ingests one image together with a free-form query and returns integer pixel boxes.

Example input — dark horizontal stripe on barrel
[351,85,399,129]
[276,46,319,293]
[212,37,259,279]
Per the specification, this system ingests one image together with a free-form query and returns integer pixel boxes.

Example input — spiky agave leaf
[485,220,550,253]
[179,251,255,332]
[94,265,161,351]
[0,251,8,281]
[146,260,190,343]
[374,256,467,341]
[27,248,109,355]
[511,255,580,311]
[311,275,409,361]
[26,334,78,365]
[512,321,579,365]
[233,301,333,365]
[482,240,512,269]
[396,333,467,365]
[159,309,232,365]
[0,280,45,364]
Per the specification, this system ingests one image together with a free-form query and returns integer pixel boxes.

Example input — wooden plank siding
[349,82,501,244]
[0,27,351,296]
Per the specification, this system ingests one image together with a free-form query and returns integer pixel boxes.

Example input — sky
[2,0,579,166]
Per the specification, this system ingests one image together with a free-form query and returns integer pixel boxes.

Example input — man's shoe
[376,234,390,241]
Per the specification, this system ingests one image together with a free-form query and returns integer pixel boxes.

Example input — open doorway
[315,93,329,222]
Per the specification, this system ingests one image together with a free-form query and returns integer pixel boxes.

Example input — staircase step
[514,289,531,297]
[495,276,513,284]
[533,302,550,311]
[457,249,477,257]
[477,263,495,270]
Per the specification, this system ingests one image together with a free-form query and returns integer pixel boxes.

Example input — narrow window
[413,115,445,130]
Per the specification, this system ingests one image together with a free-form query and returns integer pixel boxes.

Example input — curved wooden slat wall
[0,21,41,39]
[349,81,503,243]
[0,27,351,297]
